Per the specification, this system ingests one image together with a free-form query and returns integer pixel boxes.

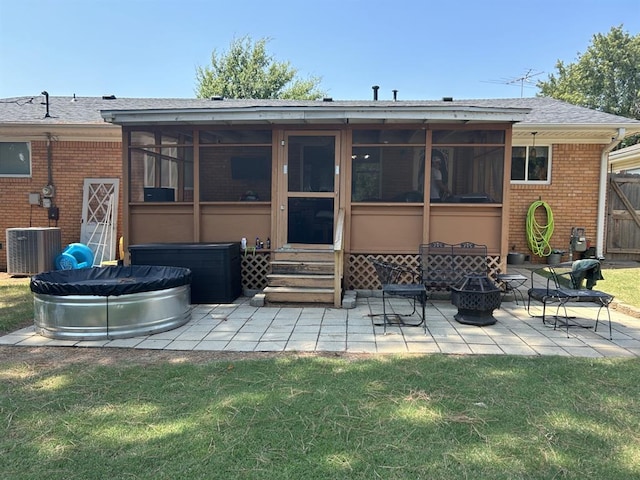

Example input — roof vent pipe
[41,91,50,118]
[372,85,379,101]
[392,89,398,101]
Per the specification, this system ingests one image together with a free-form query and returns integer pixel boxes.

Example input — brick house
[2,95,639,305]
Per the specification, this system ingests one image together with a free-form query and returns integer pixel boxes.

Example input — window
[351,129,425,203]
[431,146,505,203]
[199,146,272,201]
[129,130,193,202]
[0,142,31,176]
[432,129,506,203]
[199,129,273,202]
[511,146,550,183]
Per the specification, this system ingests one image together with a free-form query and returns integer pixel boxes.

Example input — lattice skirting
[240,252,502,294]
[345,253,502,291]
[241,252,270,291]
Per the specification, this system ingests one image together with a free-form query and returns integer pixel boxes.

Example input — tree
[537,26,640,123]
[195,36,326,100]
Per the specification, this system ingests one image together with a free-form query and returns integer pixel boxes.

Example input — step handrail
[333,208,345,307]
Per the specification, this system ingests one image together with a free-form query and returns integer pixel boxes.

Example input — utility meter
[570,227,587,253]
[42,184,55,198]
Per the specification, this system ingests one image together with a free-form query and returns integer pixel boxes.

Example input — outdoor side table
[497,273,528,305]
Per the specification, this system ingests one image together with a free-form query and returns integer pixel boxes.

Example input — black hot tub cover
[30,265,192,297]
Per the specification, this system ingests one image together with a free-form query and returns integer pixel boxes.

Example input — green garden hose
[526,200,554,257]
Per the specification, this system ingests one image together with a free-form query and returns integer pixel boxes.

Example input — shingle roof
[1,95,639,127]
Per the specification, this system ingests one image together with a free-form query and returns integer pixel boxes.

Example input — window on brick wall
[0,141,31,176]
[511,145,551,184]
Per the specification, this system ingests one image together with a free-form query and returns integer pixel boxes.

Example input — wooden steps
[264,248,338,305]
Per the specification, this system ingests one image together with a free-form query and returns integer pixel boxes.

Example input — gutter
[100,105,530,126]
[596,127,625,259]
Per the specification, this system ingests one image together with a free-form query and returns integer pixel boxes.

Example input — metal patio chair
[368,257,427,334]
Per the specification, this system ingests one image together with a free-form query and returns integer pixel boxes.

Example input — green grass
[0,276,32,333]
[1,354,640,479]
[599,267,640,307]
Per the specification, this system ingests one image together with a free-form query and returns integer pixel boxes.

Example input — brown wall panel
[429,206,502,253]
[200,204,271,244]
[128,205,194,246]
[350,205,423,253]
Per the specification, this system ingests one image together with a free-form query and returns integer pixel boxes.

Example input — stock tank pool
[30,265,192,340]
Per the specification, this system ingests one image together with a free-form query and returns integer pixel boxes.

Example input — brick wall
[0,139,122,271]
[508,144,603,263]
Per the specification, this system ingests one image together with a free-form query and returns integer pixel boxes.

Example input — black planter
[451,275,501,326]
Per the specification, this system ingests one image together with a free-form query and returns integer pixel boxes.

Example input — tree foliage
[537,26,640,121]
[195,36,326,100]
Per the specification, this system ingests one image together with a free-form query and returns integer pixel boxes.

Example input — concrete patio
[2,265,639,358]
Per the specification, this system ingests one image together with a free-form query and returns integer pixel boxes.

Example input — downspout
[596,127,625,259]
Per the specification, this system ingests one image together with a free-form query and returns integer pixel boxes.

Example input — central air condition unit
[6,227,62,275]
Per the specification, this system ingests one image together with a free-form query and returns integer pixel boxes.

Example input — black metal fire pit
[451,274,501,326]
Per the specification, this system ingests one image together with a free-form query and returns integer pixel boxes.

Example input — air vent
[210,96,224,101]
[102,95,116,100]
[6,227,62,275]
[322,97,333,102]
[442,97,453,102]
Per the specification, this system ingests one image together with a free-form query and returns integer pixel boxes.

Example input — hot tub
[30,265,192,340]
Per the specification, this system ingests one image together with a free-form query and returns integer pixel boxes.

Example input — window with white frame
[511,145,551,183]
[0,141,31,176]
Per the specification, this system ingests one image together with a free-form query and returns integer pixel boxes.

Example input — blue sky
[1,0,639,100]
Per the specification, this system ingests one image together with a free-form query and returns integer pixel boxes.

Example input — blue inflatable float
[55,243,94,270]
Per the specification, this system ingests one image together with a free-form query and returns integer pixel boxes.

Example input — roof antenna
[41,91,50,118]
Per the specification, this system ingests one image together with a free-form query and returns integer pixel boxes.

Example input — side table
[497,273,528,305]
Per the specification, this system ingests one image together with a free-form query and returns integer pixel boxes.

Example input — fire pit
[450,274,501,326]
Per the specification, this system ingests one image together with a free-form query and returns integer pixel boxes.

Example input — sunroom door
[283,133,339,247]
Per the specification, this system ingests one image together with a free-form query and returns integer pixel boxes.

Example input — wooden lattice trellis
[241,252,271,290]
[346,253,502,291]
[240,252,502,293]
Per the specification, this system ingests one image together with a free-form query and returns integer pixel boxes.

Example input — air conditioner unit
[6,227,62,275]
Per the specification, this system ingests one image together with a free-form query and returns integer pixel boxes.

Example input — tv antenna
[483,69,544,97]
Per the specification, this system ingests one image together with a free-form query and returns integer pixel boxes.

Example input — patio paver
[3,265,640,358]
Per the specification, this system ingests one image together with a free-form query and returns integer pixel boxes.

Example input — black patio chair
[368,257,427,334]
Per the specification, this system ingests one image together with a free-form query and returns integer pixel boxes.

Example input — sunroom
[102,100,529,305]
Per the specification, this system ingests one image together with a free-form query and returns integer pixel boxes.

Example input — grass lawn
[0,266,639,478]
[0,353,639,479]
[0,275,32,334]
[598,266,640,307]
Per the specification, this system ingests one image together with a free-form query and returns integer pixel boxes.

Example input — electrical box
[29,193,41,205]
[48,206,59,221]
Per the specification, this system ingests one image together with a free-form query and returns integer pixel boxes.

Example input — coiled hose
[526,200,554,257]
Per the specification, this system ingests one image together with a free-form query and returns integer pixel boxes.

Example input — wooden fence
[606,173,640,260]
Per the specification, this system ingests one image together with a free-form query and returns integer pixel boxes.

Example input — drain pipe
[596,127,625,259]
